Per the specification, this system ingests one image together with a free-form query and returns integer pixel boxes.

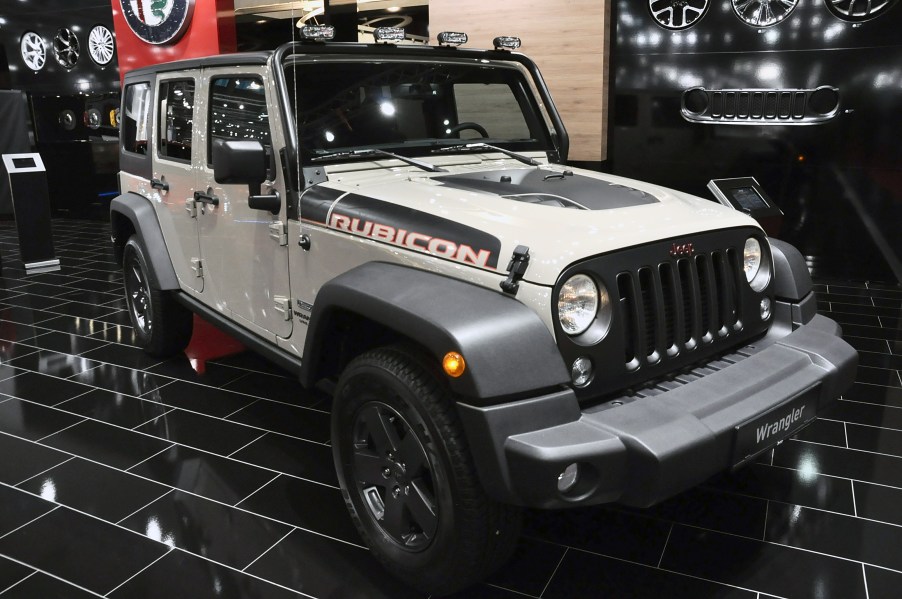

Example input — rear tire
[332,345,521,595]
[122,236,192,357]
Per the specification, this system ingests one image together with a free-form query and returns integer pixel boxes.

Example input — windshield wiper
[434,142,541,167]
[311,148,446,173]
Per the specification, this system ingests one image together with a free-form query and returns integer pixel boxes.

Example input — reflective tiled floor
[0,220,901,599]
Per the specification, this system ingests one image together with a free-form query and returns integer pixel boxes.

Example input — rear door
[152,74,203,293]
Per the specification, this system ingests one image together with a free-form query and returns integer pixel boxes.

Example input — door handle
[193,190,219,206]
[151,178,169,191]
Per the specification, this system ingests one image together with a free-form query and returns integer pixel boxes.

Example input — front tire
[332,346,521,594]
[122,236,192,357]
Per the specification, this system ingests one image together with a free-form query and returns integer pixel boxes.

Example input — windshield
[283,58,554,162]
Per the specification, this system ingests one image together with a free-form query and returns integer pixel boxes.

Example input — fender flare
[110,193,179,290]
[301,262,570,401]
[768,238,813,301]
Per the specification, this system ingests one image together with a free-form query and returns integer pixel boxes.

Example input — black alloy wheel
[332,346,521,594]
[121,236,193,357]
[351,401,437,550]
[124,249,153,337]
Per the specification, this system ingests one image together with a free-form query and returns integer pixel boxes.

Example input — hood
[305,157,759,286]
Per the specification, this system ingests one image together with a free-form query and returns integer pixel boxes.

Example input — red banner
[111,0,237,80]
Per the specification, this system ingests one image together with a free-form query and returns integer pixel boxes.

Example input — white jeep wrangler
[111,28,857,594]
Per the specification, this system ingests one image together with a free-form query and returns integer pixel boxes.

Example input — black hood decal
[302,190,501,269]
[433,169,659,210]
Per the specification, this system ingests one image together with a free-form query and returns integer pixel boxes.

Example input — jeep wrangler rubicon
[111,27,857,594]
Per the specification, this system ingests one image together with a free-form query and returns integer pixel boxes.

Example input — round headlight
[743,238,762,283]
[558,274,598,335]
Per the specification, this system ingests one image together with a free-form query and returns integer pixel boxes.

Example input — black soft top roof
[122,41,532,80]
[124,51,272,79]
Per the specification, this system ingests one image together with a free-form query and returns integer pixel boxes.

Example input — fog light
[760,297,772,320]
[558,463,580,493]
[571,357,593,387]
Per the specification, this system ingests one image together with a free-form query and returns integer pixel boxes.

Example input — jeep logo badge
[669,241,695,258]
[120,0,195,45]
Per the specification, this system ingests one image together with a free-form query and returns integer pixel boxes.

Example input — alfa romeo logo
[120,0,195,45]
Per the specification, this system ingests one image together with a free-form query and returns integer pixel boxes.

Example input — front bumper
[457,312,857,509]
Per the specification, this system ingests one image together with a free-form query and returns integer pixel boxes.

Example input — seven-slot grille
[681,86,840,125]
[616,249,744,371]
[555,228,771,401]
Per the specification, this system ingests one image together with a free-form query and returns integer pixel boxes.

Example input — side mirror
[212,139,282,214]
[212,139,267,185]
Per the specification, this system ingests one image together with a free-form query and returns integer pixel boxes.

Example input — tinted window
[159,79,195,162]
[284,61,551,160]
[122,82,150,154]
[208,76,270,162]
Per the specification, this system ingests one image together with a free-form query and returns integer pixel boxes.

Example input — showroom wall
[610,0,902,283]
[0,0,120,218]
[429,0,611,164]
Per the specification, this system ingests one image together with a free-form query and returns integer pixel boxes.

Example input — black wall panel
[611,0,902,282]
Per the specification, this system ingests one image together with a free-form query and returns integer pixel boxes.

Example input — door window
[208,76,270,163]
[158,79,195,162]
[122,82,150,154]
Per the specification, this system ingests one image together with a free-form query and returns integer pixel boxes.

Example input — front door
[194,67,292,339]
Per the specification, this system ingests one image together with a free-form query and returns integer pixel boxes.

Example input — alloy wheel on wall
[53,27,80,69]
[87,25,115,65]
[825,0,899,21]
[20,31,46,71]
[648,0,711,30]
[732,0,799,27]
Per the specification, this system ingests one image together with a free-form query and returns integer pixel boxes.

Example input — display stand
[2,153,61,273]
[707,177,784,237]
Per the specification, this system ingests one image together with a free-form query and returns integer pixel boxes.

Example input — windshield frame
[272,42,569,176]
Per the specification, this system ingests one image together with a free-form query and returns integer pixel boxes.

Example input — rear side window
[158,79,195,162]
[122,82,150,154]
[208,75,271,163]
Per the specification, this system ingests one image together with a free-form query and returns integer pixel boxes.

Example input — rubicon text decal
[302,191,501,269]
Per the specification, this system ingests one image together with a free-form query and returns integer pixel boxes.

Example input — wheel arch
[301,262,570,402]
[110,192,179,290]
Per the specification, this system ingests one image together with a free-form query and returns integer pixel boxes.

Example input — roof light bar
[297,25,335,41]
[493,36,521,51]
[373,27,405,43]
[437,31,468,47]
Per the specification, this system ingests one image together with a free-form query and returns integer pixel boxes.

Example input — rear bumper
[457,312,857,509]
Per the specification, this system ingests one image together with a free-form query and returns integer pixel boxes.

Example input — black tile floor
[0,219,900,598]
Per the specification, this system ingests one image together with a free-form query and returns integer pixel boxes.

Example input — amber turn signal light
[442,352,466,378]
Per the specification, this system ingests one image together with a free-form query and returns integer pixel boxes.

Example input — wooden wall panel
[428,0,610,162]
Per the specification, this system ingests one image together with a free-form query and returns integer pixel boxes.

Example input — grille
[681,86,840,125]
[616,249,743,371]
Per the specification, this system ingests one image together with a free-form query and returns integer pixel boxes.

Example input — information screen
[11,157,35,169]
[730,186,769,211]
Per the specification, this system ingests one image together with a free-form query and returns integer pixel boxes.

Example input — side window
[454,83,531,140]
[122,82,150,154]
[158,79,195,162]
[208,76,270,163]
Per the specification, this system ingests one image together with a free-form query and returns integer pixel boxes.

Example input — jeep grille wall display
[825,0,899,21]
[52,27,80,69]
[731,0,799,26]
[20,31,46,71]
[648,0,710,30]
[87,24,115,65]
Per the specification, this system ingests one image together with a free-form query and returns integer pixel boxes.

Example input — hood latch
[500,245,530,296]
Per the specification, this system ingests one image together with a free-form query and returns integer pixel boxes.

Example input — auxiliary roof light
[437,31,468,46]
[373,27,405,43]
[493,36,521,51]
[297,25,334,41]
